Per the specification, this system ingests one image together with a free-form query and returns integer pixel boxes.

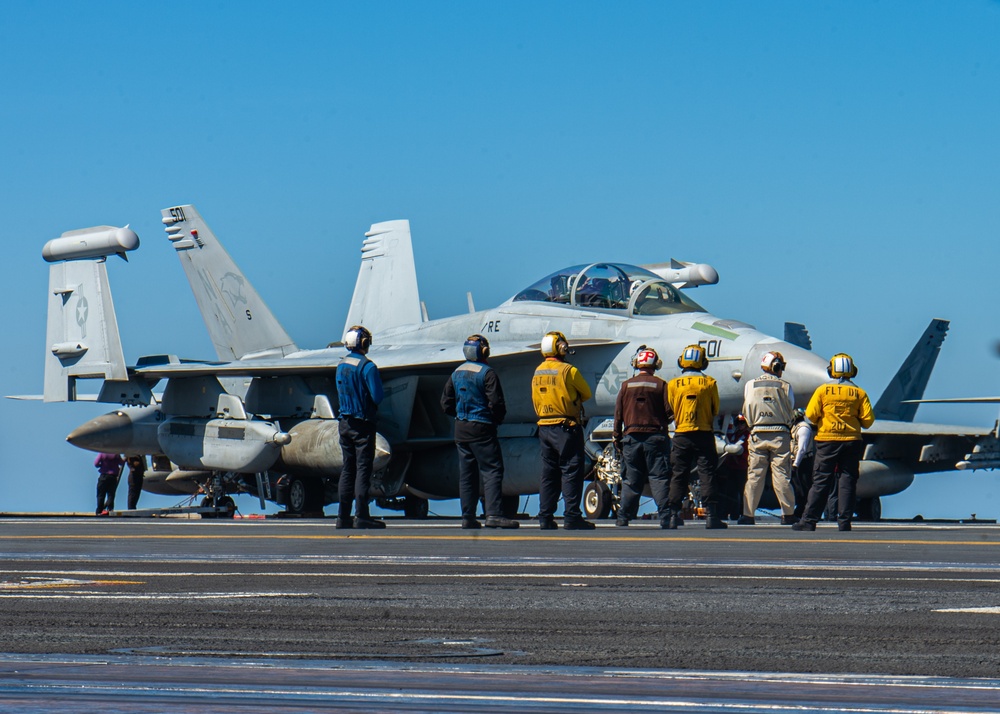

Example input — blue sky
[1,1,997,518]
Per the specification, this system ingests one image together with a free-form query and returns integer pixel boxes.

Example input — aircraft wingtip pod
[42,225,140,263]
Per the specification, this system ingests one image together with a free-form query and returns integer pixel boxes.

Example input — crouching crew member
[335,325,386,529]
[793,353,874,532]
[666,345,725,529]
[441,335,519,529]
[740,351,797,525]
[613,346,673,527]
[790,409,815,520]
[531,331,595,530]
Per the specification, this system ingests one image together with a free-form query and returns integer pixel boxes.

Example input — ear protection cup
[761,351,786,376]
[345,325,372,352]
[541,331,569,358]
[463,334,490,362]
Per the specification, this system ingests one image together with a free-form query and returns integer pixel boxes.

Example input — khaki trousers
[743,431,795,516]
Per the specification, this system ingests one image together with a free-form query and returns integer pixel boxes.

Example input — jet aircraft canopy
[511,263,707,316]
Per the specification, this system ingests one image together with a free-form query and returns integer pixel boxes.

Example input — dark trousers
[621,433,671,521]
[127,471,144,510]
[669,431,719,510]
[802,440,864,526]
[96,473,118,514]
[537,424,586,520]
[339,417,376,520]
[795,455,837,519]
[791,454,814,519]
[457,437,505,519]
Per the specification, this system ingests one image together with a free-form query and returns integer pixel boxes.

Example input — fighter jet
[42,205,997,520]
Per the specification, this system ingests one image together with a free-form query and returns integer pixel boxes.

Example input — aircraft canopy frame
[510,262,707,316]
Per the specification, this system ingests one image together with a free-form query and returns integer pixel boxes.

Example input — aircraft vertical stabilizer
[43,258,127,402]
[161,205,298,361]
[874,318,950,422]
[344,220,422,337]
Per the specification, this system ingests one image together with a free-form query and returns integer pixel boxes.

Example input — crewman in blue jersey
[441,335,520,529]
[335,325,385,529]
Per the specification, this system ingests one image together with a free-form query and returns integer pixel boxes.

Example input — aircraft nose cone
[66,411,133,452]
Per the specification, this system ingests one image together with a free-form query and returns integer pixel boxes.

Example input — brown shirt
[613,372,673,441]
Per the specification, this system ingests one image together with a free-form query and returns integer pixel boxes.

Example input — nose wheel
[583,481,614,520]
[200,495,236,519]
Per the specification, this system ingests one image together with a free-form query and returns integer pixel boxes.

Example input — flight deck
[0,518,998,711]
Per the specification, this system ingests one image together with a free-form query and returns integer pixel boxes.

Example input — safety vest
[532,359,590,425]
[743,375,794,432]
[336,353,379,421]
[667,372,719,433]
[452,361,493,424]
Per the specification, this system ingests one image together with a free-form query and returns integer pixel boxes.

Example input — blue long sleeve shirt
[335,352,384,422]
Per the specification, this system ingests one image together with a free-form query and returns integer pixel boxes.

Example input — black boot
[705,503,728,529]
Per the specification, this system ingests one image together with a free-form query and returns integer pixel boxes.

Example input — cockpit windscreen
[511,263,706,316]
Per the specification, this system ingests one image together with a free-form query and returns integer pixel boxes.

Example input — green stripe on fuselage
[693,322,739,340]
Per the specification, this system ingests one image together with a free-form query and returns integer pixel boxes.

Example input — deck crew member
[613,346,673,527]
[790,409,815,520]
[739,351,797,525]
[793,353,875,532]
[125,455,146,510]
[335,325,386,529]
[441,335,519,529]
[94,452,124,515]
[531,331,595,530]
[666,345,725,529]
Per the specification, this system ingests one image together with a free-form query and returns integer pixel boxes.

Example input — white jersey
[743,375,795,433]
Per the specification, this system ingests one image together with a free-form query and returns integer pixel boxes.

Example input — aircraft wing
[866,420,994,437]
[132,338,628,379]
[904,397,1000,404]
[862,419,999,474]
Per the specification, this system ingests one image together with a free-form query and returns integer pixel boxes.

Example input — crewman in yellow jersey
[531,331,595,530]
[666,345,725,529]
[792,353,875,532]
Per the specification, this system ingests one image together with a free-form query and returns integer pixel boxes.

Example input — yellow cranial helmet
[828,353,858,379]
[678,344,709,370]
[540,331,569,358]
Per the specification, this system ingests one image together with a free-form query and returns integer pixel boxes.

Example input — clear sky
[1,1,997,518]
